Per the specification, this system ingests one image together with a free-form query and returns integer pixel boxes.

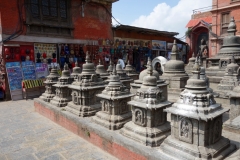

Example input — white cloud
[131,0,212,39]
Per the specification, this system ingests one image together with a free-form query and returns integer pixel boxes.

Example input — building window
[26,0,72,37]
[221,12,230,35]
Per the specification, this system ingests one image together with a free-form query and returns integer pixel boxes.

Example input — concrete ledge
[34,98,165,160]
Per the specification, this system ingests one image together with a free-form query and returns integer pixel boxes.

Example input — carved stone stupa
[216,55,240,98]
[124,60,138,80]
[66,54,105,117]
[206,17,240,83]
[93,66,134,130]
[131,57,168,101]
[95,59,110,81]
[120,61,171,147]
[159,62,236,159]
[161,40,189,98]
[39,67,60,102]
[107,59,114,74]
[50,64,74,107]
[71,61,81,81]
[185,52,196,76]
[115,62,133,89]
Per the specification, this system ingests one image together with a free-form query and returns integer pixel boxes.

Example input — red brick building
[186,0,240,59]
[0,0,117,99]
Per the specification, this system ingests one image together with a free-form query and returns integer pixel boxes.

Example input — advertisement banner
[152,40,166,50]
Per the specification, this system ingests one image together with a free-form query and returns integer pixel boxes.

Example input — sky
[112,0,212,40]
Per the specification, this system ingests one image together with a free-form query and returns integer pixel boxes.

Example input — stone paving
[0,100,118,160]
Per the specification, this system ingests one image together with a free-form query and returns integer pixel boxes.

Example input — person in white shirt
[118,59,125,69]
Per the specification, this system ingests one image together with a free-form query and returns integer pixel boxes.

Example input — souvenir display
[34,43,57,64]
[58,44,85,69]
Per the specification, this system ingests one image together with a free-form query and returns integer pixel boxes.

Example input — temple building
[120,59,171,147]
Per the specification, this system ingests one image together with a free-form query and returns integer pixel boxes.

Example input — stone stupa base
[50,97,71,107]
[159,136,236,160]
[39,93,55,102]
[92,111,132,130]
[66,102,101,117]
[120,121,170,147]
[223,117,240,134]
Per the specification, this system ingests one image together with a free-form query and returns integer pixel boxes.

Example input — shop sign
[35,63,49,79]
[6,62,23,91]
[22,61,36,80]
[152,40,166,51]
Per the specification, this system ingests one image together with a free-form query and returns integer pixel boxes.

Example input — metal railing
[192,6,214,14]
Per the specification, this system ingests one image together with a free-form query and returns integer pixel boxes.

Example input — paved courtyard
[0,100,117,160]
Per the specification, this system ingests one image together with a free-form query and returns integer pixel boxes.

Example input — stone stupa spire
[227,17,237,36]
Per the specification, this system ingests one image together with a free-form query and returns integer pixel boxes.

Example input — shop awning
[186,16,212,28]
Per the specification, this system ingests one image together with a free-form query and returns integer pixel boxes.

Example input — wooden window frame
[26,0,73,37]
[221,12,230,35]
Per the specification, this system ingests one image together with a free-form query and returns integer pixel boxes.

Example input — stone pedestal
[66,54,105,117]
[39,67,59,102]
[160,62,236,159]
[50,64,74,107]
[93,66,134,130]
[120,60,171,147]
[161,40,189,102]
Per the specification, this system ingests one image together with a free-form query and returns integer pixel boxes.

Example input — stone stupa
[95,59,110,81]
[93,65,134,130]
[66,53,105,117]
[161,40,189,101]
[159,61,236,159]
[50,63,74,107]
[131,57,168,101]
[216,55,240,98]
[107,59,114,74]
[115,62,133,89]
[71,61,81,81]
[120,59,172,147]
[206,17,240,84]
[185,52,196,76]
[124,60,138,80]
[39,66,59,102]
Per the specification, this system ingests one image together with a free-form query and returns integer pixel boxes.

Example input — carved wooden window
[221,12,230,35]
[27,0,72,37]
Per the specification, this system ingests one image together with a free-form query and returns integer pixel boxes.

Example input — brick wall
[0,0,113,41]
